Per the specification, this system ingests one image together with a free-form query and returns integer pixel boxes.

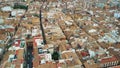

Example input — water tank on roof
[88,50,95,58]
[114,13,120,18]
[1,6,12,12]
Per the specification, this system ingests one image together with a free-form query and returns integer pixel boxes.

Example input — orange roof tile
[101,56,117,63]
[112,65,120,68]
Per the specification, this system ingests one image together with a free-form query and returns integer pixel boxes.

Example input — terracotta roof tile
[101,56,117,63]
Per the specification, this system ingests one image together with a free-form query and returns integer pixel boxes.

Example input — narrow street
[26,43,33,68]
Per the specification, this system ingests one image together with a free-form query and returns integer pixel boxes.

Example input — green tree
[13,4,28,10]
[52,51,60,60]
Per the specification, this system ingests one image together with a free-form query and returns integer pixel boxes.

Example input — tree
[13,4,28,10]
[52,51,60,60]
